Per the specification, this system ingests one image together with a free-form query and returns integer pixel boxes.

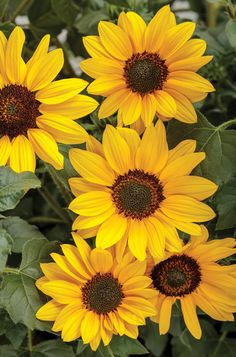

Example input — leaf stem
[10,0,32,21]
[218,118,236,130]
[211,331,227,357]
[27,328,33,357]
[27,216,65,224]
[37,187,71,224]
[2,267,19,275]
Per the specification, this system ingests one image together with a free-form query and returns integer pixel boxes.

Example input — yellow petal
[181,296,202,339]
[60,244,91,280]
[0,31,8,84]
[90,248,113,273]
[120,92,142,125]
[167,140,196,164]
[6,26,26,84]
[159,22,196,59]
[136,121,168,173]
[159,297,173,335]
[128,220,148,261]
[165,88,197,123]
[9,135,36,173]
[164,176,218,200]
[69,148,115,186]
[87,76,125,96]
[72,207,115,230]
[96,213,127,249]
[36,114,88,144]
[157,211,201,236]
[40,94,98,120]
[40,262,75,282]
[68,177,106,196]
[26,35,50,71]
[53,302,84,332]
[42,280,81,304]
[140,94,157,126]
[68,191,113,216]
[145,217,165,258]
[28,128,64,170]
[81,311,100,343]
[98,88,129,119]
[86,135,104,157]
[61,307,86,342]
[26,49,64,91]
[117,127,140,169]
[167,71,215,93]
[145,5,175,53]
[160,195,216,222]
[82,35,112,58]
[155,90,177,118]
[103,125,131,174]
[168,56,213,72]
[36,78,88,104]
[80,57,123,78]
[118,11,146,53]
[166,39,207,65]
[98,21,133,60]
[36,300,63,321]
[159,152,206,182]
[0,135,11,165]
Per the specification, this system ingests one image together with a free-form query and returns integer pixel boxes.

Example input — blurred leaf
[0,0,9,20]
[109,335,149,356]
[32,339,75,357]
[105,0,129,6]
[0,167,41,212]
[225,19,236,48]
[0,230,13,272]
[75,10,109,34]
[140,319,168,357]
[0,345,18,357]
[51,0,79,26]
[215,178,236,230]
[167,112,236,185]
[5,323,27,349]
[0,217,45,253]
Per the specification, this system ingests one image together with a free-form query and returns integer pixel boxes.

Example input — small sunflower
[36,234,156,350]
[147,226,236,339]
[80,5,214,127]
[68,122,217,260]
[0,26,98,172]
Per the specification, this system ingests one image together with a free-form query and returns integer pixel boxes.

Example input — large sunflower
[36,234,156,350]
[147,226,236,339]
[80,5,214,127]
[0,26,98,172]
[68,122,217,260]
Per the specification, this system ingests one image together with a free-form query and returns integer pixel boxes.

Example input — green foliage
[0,0,236,356]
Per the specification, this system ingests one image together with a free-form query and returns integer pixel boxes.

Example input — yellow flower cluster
[0,4,235,352]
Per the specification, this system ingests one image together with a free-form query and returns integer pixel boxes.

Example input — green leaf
[0,345,17,357]
[140,319,168,356]
[105,0,129,6]
[32,339,75,357]
[171,320,218,357]
[167,112,236,185]
[20,237,60,280]
[225,19,236,48]
[109,335,149,356]
[215,178,236,230]
[0,229,13,272]
[75,10,109,34]
[5,323,27,349]
[51,0,79,26]
[0,167,41,212]
[0,217,45,253]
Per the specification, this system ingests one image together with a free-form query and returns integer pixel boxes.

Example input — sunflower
[0,26,98,173]
[80,5,214,127]
[147,226,236,339]
[36,234,157,350]
[68,121,217,261]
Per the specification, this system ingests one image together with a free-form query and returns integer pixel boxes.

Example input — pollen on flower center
[0,84,40,138]
[112,169,164,220]
[81,273,124,314]
[124,52,169,95]
[151,254,201,297]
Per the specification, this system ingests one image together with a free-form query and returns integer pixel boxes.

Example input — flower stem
[27,328,33,357]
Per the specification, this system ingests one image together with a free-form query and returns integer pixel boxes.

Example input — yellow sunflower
[147,226,236,339]
[36,234,157,350]
[68,121,217,261]
[0,26,98,173]
[80,5,214,127]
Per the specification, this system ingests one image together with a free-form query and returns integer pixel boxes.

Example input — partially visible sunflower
[68,121,217,261]
[36,234,157,350]
[0,26,98,172]
[80,5,214,127]
[147,226,236,339]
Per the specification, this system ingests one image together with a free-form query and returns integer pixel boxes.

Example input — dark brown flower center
[0,84,40,138]
[151,254,201,297]
[81,273,124,314]
[112,169,164,220]
[124,52,169,95]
